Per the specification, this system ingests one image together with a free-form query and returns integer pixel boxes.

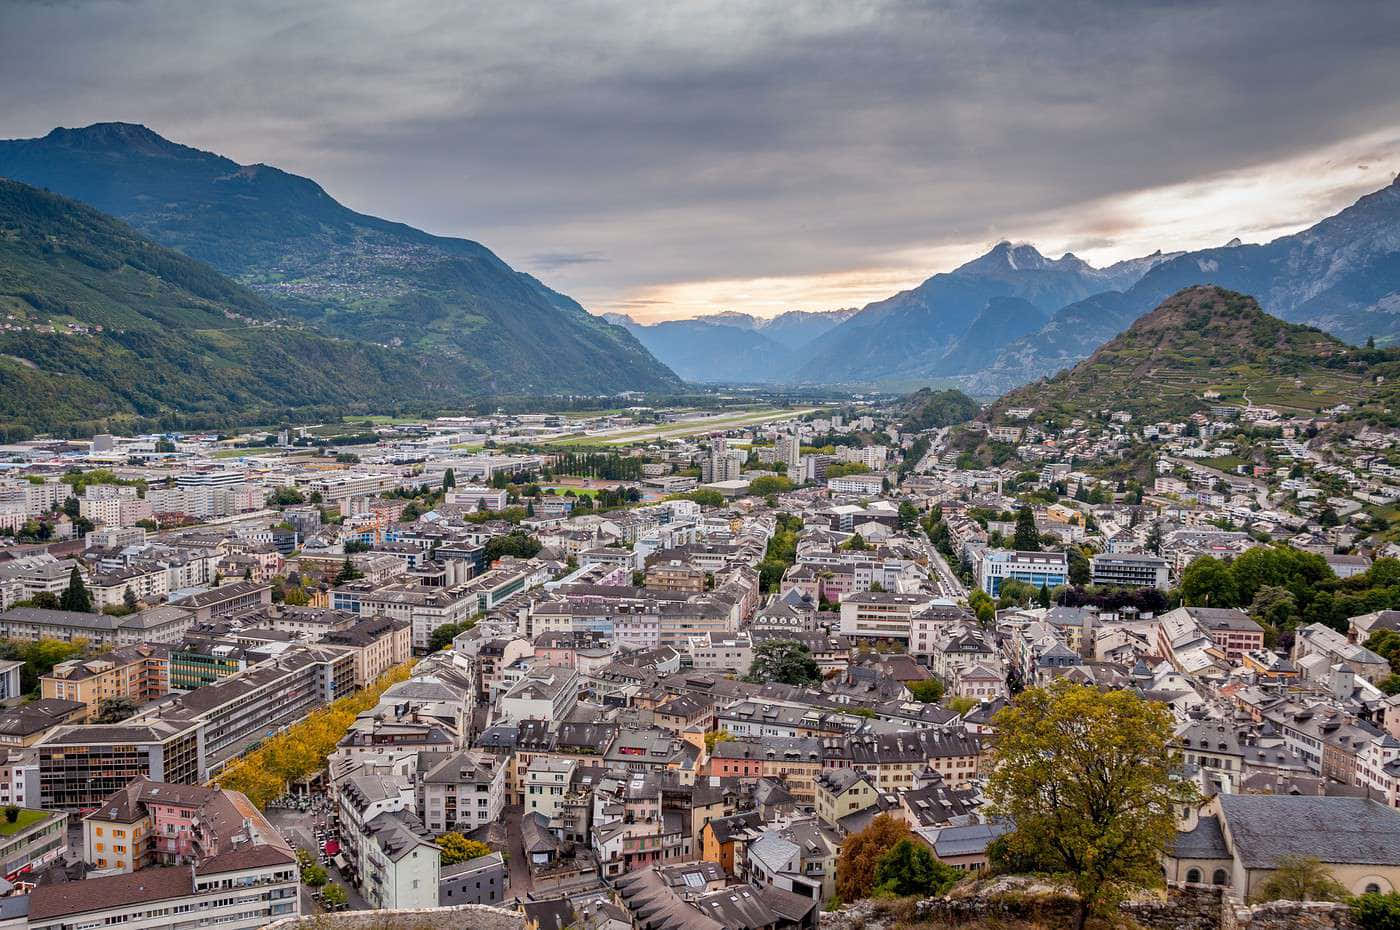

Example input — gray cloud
[4,0,1400,314]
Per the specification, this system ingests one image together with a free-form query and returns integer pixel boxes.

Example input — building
[0,807,66,881]
[975,550,1068,596]
[826,474,884,496]
[418,749,507,834]
[1160,606,1265,663]
[40,644,170,720]
[1089,553,1170,590]
[439,851,508,907]
[1293,623,1391,684]
[838,592,934,642]
[1166,794,1400,900]
[320,616,413,686]
[29,780,298,930]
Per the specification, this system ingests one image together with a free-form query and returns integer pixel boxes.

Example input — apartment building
[321,615,413,686]
[418,749,507,834]
[1089,552,1170,590]
[838,592,935,641]
[40,644,170,719]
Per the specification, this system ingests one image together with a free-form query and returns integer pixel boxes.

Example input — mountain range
[610,175,1400,393]
[987,285,1400,425]
[0,123,681,397]
[602,308,858,382]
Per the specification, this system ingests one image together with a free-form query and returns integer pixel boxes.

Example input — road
[266,802,370,913]
[914,428,950,473]
[921,535,967,601]
[502,806,533,899]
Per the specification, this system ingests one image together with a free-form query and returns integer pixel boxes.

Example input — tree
[748,475,793,497]
[62,496,80,520]
[986,681,1194,930]
[835,814,911,901]
[1145,522,1163,555]
[1013,506,1040,551]
[907,678,945,704]
[428,619,477,653]
[1249,585,1297,629]
[334,557,362,585]
[898,501,921,532]
[1249,855,1347,904]
[321,884,348,909]
[1180,556,1239,608]
[705,729,734,752]
[94,697,138,723]
[2,806,16,824]
[873,837,961,897]
[436,832,492,865]
[1066,547,1090,587]
[946,695,977,716]
[442,468,456,491]
[1037,582,1051,609]
[122,587,139,612]
[59,567,92,613]
[1352,891,1400,930]
[301,863,328,888]
[746,640,821,686]
[845,532,869,551]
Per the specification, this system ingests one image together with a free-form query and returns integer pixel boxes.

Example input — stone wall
[819,880,1359,930]
[263,903,525,930]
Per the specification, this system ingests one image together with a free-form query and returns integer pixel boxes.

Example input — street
[265,799,371,913]
[501,805,533,900]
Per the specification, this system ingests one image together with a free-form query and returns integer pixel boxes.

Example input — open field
[542,407,816,446]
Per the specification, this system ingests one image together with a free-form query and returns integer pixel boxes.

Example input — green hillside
[988,286,1400,425]
[0,179,471,438]
[0,123,681,395]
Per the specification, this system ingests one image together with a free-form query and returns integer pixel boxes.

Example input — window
[1366,883,1382,894]
[1213,870,1228,886]
[1186,869,1202,884]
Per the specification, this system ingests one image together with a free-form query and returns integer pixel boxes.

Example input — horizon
[5,1,1400,323]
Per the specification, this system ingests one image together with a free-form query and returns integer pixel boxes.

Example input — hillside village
[0,366,1389,929]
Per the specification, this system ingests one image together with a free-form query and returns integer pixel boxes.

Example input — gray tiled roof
[1220,795,1400,868]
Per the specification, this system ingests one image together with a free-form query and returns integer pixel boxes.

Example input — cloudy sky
[6,0,1400,321]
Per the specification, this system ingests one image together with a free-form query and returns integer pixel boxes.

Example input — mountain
[971,178,1400,393]
[795,242,1174,384]
[605,307,857,383]
[988,286,1400,424]
[603,315,790,383]
[0,123,680,394]
[0,179,464,437]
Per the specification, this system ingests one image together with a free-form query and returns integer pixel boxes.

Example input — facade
[438,851,508,906]
[838,592,934,641]
[975,550,1068,596]
[1089,552,1170,590]
[40,644,170,719]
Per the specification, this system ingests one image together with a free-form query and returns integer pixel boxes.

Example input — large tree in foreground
[986,681,1193,930]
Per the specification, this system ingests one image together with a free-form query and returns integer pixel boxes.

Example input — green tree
[1352,891,1400,930]
[1066,547,1090,587]
[321,884,348,908]
[746,640,821,686]
[2,806,17,824]
[122,587,139,612]
[748,475,793,497]
[1037,582,1051,609]
[873,837,961,897]
[334,557,362,585]
[845,532,869,551]
[1180,556,1240,608]
[907,678,945,703]
[1249,855,1347,904]
[442,468,456,491]
[1249,585,1297,629]
[898,501,921,532]
[436,832,491,865]
[300,863,328,888]
[1013,506,1040,551]
[59,567,92,613]
[94,696,138,723]
[986,681,1194,930]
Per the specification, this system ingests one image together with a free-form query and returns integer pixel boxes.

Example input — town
[0,391,1391,930]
